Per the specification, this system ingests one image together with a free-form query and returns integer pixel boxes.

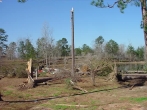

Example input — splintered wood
[18,58,35,90]
[26,58,32,74]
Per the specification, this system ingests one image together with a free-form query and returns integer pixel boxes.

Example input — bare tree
[118,44,126,61]
[37,23,54,67]
[7,42,17,60]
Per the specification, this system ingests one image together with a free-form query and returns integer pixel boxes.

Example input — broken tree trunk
[26,58,35,88]
[26,58,33,78]
[72,86,88,93]
[27,75,35,88]
[69,80,88,92]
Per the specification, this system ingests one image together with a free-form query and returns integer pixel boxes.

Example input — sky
[0,0,145,49]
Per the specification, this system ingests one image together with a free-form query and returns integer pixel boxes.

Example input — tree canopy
[56,38,70,56]
[17,39,36,60]
[0,28,8,55]
[91,0,140,13]
[18,0,26,2]
[105,39,119,57]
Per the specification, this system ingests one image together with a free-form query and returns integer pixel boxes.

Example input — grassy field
[0,76,147,110]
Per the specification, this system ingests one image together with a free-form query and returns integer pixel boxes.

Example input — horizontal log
[127,71,147,73]
[34,77,53,83]
[117,74,147,81]
[122,74,147,76]
[122,75,147,81]
[116,61,145,65]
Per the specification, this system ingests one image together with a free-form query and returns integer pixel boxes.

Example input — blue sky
[0,0,144,49]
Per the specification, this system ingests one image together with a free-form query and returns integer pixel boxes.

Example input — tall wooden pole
[71,7,75,82]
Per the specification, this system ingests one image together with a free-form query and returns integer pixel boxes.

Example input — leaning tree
[91,0,147,60]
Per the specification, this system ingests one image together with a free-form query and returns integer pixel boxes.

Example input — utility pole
[71,7,76,82]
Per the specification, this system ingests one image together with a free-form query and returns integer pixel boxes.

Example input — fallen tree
[116,73,147,90]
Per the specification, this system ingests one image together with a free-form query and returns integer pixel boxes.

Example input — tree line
[0,24,144,63]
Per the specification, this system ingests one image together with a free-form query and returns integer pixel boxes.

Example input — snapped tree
[91,0,147,60]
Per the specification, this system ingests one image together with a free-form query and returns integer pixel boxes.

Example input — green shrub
[15,64,28,78]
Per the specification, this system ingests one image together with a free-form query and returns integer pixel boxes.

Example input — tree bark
[141,0,147,60]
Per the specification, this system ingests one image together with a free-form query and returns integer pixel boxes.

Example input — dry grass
[0,76,147,110]
[0,59,147,110]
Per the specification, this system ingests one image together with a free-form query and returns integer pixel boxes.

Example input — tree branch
[91,0,133,8]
